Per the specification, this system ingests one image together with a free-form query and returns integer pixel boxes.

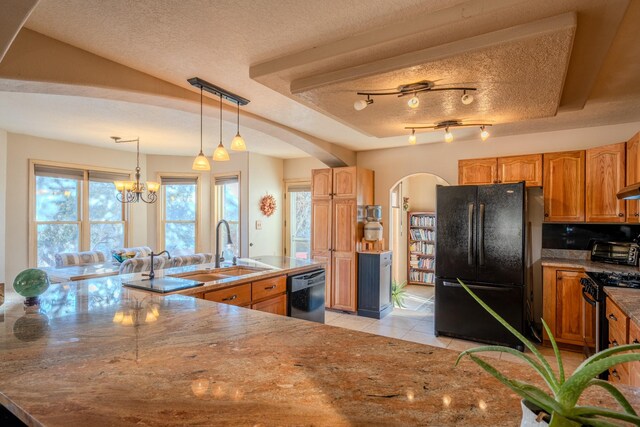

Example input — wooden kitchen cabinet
[458,158,497,185]
[311,167,374,312]
[606,296,630,384]
[542,266,594,349]
[251,275,286,301]
[204,283,252,306]
[497,154,543,187]
[251,293,287,316]
[586,142,626,222]
[311,168,332,199]
[626,132,640,222]
[202,274,289,315]
[543,151,585,222]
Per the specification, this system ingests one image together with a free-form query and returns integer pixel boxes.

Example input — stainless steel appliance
[435,183,527,351]
[590,241,639,266]
[581,271,640,358]
[288,270,325,323]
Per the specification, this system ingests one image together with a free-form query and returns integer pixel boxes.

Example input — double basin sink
[169,266,270,283]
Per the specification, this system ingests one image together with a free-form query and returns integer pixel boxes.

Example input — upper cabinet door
[458,158,497,185]
[497,154,543,187]
[543,151,585,222]
[333,167,357,198]
[586,142,626,223]
[312,168,332,199]
[626,132,640,223]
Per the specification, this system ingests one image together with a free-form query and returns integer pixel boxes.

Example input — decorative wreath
[259,194,277,217]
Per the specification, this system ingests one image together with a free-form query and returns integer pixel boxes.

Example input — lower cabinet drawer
[251,275,286,301]
[204,284,251,306]
[606,297,629,340]
[251,294,287,316]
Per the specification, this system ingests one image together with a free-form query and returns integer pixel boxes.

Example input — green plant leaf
[586,379,638,416]
[457,279,559,388]
[559,352,640,406]
[571,416,619,427]
[468,355,562,415]
[542,318,565,384]
[575,343,640,372]
[456,345,558,395]
[572,406,640,424]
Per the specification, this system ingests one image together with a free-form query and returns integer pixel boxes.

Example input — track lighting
[354,96,373,111]
[407,94,419,109]
[480,126,490,141]
[354,80,476,112]
[461,90,474,105]
[408,129,417,145]
[444,127,454,143]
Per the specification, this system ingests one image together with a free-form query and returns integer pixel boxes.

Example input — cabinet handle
[612,340,619,347]
[609,313,618,321]
[618,213,624,217]
[544,213,549,218]
[635,213,639,217]
[264,285,277,290]
[633,339,639,344]
[222,295,238,302]
[611,369,620,379]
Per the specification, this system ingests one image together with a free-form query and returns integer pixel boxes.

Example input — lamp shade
[114,181,126,192]
[146,181,161,193]
[213,143,230,161]
[230,133,246,151]
[192,152,211,170]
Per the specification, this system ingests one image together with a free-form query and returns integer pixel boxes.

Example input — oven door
[581,285,599,356]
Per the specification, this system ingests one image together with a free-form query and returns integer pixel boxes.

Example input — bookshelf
[407,211,436,286]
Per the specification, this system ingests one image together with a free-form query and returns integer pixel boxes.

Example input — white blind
[162,176,198,185]
[88,170,131,183]
[34,164,83,180]
[287,183,310,193]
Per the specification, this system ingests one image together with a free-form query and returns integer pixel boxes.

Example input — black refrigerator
[435,182,526,350]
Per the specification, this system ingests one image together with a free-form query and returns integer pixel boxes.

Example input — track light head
[444,127,454,143]
[407,95,420,109]
[480,126,490,141]
[461,91,474,105]
[408,129,417,145]
[354,97,373,111]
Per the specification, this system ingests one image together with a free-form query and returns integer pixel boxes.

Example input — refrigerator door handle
[442,281,513,292]
[479,203,485,266]
[467,203,474,266]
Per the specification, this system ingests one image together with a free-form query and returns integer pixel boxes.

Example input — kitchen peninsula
[1,258,639,426]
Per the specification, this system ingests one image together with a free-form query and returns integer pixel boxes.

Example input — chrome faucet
[215,219,236,268]
[142,250,171,280]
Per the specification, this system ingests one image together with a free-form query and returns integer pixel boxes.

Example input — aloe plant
[392,280,407,308]
[455,279,640,427]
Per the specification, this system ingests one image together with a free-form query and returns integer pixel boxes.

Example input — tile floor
[325,285,586,373]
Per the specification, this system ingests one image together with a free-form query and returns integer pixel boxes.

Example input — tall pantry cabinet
[311,167,374,312]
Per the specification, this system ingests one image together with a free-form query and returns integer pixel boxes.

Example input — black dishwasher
[288,269,325,323]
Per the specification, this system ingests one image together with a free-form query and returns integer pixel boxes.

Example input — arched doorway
[388,173,449,290]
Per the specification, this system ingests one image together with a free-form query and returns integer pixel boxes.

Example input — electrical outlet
[255,220,262,230]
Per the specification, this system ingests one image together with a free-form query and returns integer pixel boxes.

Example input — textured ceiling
[8,0,640,154]
[295,16,575,137]
[0,92,308,158]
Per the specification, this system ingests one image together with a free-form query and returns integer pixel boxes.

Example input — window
[214,175,240,257]
[32,163,130,267]
[160,176,198,255]
[284,182,311,259]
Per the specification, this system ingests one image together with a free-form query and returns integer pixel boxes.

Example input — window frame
[283,179,311,259]
[156,172,202,254]
[29,159,132,267]
[212,172,241,257]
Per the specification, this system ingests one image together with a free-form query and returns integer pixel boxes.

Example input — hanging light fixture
[213,93,230,162]
[192,87,211,171]
[111,137,159,204]
[444,127,454,143]
[230,101,246,151]
[408,128,417,145]
[407,93,420,109]
[480,125,490,141]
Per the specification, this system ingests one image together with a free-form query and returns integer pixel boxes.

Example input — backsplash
[542,224,640,250]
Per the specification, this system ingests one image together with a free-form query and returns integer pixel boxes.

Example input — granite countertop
[1,270,638,425]
[541,257,640,274]
[39,262,121,283]
[604,287,640,326]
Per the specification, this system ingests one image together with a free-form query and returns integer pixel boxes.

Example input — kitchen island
[0,259,638,426]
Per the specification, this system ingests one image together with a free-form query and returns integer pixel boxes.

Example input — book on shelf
[409,270,435,284]
[410,215,436,227]
[409,241,435,255]
[409,228,435,241]
[410,255,435,270]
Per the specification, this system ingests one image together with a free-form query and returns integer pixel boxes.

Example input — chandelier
[111,136,159,204]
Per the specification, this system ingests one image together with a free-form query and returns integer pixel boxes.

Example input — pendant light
[213,93,230,162]
[192,87,211,171]
[230,101,246,151]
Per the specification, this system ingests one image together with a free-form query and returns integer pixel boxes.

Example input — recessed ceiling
[0,92,308,158]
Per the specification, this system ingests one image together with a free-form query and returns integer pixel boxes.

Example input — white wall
[0,129,7,285]
[4,132,148,287]
[283,157,327,181]
[248,153,284,257]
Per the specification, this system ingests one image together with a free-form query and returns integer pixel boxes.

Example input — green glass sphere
[13,269,50,298]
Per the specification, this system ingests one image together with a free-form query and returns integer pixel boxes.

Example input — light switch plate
[255,220,262,230]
